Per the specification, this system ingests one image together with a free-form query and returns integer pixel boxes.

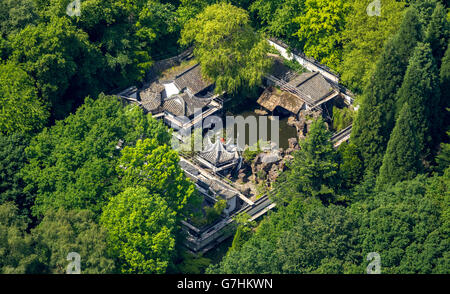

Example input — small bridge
[331,125,352,148]
[238,195,276,222]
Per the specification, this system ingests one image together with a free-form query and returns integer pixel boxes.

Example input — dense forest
[1,0,449,274]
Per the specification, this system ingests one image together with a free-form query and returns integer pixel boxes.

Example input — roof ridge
[175,63,200,79]
[295,71,319,87]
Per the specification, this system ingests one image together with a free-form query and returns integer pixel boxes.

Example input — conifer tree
[396,42,441,157]
[412,0,445,30]
[272,118,339,205]
[351,7,422,174]
[436,131,450,173]
[440,43,450,129]
[424,2,449,65]
[377,103,422,187]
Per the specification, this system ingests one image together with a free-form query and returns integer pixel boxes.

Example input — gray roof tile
[200,138,238,166]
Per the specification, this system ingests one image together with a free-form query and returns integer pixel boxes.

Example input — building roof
[170,64,213,95]
[200,137,239,167]
[162,96,185,117]
[160,93,212,117]
[183,93,212,117]
[179,160,200,176]
[287,72,334,105]
[257,87,305,114]
[140,83,164,112]
[139,63,215,117]
[179,159,238,200]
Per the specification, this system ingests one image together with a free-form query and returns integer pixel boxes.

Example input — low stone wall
[146,48,194,81]
[268,38,357,106]
[268,38,340,84]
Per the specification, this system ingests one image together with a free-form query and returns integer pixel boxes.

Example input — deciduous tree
[101,186,176,274]
[0,62,49,135]
[117,138,196,213]
[249,0,285,29]
[0,0,39,38]
[22,95,170,217]
[293,0,351,68]
[0,202,40,274]
[180,2,272,94]
[353,176,448,274]
[32,208,116,274]
[8,19,102,118]
[0,134,33,216]
[340,0,406,93]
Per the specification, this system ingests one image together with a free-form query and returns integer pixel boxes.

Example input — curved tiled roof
[140,83,164,112]
[160,93,214,117]
[200,137,238,166]
[138,63,216,116]
[174,64,212,95]
[163,96,185,116]
[184,93,213,117]
[141,93,161,112]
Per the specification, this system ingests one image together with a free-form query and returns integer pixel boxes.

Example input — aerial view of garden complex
[0,0,448,282]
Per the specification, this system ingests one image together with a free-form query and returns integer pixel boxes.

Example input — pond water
[224,102,298,150]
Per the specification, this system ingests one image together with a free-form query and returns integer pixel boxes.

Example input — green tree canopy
[208,204,360,274]
[272,118,339,205]
[117,138,196,213]
[249,0,285,29]
[21,95,170,217]
[101,186,177,274]
[0,203,116,274]
[340,0,406,93]
[180,2,272,94]
[377,103,422,187]
[0,0,39,38]
[437,131,450,173]
[337,142,364,190]
[351,6,422,174]
[440,43,450,130]
[0,62,49,135]
[7,19,103,118]
[267,0,305,44]
[352,175,449,274]
[209,174,449,274]
[0,133,33,216]
[32,208,116,274]
[396,42,441,157]
[293,0,351,68]
[0,202,40,274]
[176,0,213,28]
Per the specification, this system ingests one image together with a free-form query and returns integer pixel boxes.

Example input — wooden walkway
[178,156,277,253]
[331,125,352,148]
[179,156,254,206]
